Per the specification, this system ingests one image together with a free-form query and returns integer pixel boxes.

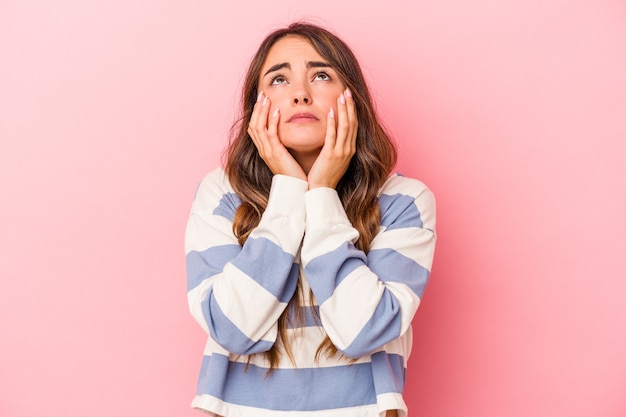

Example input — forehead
[261,36,325,70]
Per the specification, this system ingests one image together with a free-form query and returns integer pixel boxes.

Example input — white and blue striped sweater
[185,168,436,417]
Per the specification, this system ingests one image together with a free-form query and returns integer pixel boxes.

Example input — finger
[344,88,358,132]
[260,96,280,150]
[267,107,280,143]
[248,91,264,142]
[256,94,271,131]
[343,88,358,153]
[324,106,337,149]
[335,92,350,149]
[254,97,282,164]
[248,91,264,130]
[249,93,272,152]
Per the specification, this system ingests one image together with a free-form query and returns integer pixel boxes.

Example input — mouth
[287,112,319,123]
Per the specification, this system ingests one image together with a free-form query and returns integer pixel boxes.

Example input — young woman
[185,22,436,417]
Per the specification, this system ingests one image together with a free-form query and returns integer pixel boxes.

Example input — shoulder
[191,167,241,218]
[197,167,230,190]
[378,173,436,230]
[194,167,235,197]
[380,173,434,203]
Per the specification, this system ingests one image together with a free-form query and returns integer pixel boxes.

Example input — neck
[289,149,321,175]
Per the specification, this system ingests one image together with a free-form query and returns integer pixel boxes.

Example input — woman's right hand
[247,92,307,181]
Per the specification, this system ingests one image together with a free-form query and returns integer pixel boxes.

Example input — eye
[313,71,331,81]
[270,75,287,85]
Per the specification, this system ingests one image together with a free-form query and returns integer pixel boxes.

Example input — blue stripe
[370,352,406,395]
[230,237,298,303]
[304,242,365,305]
[212,192,241,222]
[197,354,377,411]
[286,305,321,329]
[186,245,241,291]
[197,352,229,397]
[367,248,430,298]
[378,193,423,230]
[342,289,403,358]
[202,294,274,355]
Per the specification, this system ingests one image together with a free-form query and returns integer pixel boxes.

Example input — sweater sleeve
[185,168,308,355]
[300,175,436,358]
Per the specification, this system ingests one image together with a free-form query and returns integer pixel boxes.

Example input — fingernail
[263,96,268,106]
[339,94,345,105]
[345,88,352,98]
[273,108,279,118]
[257,91,263,102]
[329,108,335,119]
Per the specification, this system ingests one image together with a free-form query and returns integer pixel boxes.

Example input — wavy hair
[224,22,397,369]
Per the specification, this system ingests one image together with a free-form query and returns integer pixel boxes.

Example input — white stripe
[249,215,305,254]
[232,326,373,369]
[370,227,436,271]
[383,281,421,335]
[319,265,383,350]
[378,174,427,198]
[202,335,231,357]
[213,263,285,342]
[185,214,237,253]
[302,187,358,264]
[376,392,408,417]
[191,395,381,417]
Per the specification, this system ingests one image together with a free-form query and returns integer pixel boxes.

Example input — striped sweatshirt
[185,167,436,417]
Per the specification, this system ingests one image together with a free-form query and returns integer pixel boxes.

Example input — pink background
[1,1,625,416]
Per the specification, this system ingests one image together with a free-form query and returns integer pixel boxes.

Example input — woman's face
[258,35,346,157]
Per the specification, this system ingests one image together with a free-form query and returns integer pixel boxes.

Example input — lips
[287,112,319,123]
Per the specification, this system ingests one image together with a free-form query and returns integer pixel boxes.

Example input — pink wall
[1,1,625,416]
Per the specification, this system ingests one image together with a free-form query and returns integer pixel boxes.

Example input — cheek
[323,92,342,114]
[268,103,286,121]
[264,91,287,109]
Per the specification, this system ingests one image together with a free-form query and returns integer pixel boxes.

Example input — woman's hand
[307,88,358,189]
[247,92,307,181]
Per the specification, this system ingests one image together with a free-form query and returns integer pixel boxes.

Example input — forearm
[301,177,436,358]
[186,170,308,354]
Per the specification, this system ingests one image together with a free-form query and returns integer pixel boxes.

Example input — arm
[185,168,308,355]
[300,175,436,358]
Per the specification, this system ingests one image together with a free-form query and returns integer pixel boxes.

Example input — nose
[292,80,311,105]
[293,96,310,104]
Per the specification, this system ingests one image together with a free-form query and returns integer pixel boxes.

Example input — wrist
[307,181,336,190]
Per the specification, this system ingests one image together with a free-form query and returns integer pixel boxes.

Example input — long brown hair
[224,22,397,369]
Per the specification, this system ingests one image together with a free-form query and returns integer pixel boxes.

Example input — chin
[286,144,323,155]
[285,141,323,155]
[280,126,325,148]
[280,136,325,153]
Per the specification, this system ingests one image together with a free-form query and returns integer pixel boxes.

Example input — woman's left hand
[307,88,358,189]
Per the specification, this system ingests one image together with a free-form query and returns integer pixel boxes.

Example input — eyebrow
[263,61,332,77]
